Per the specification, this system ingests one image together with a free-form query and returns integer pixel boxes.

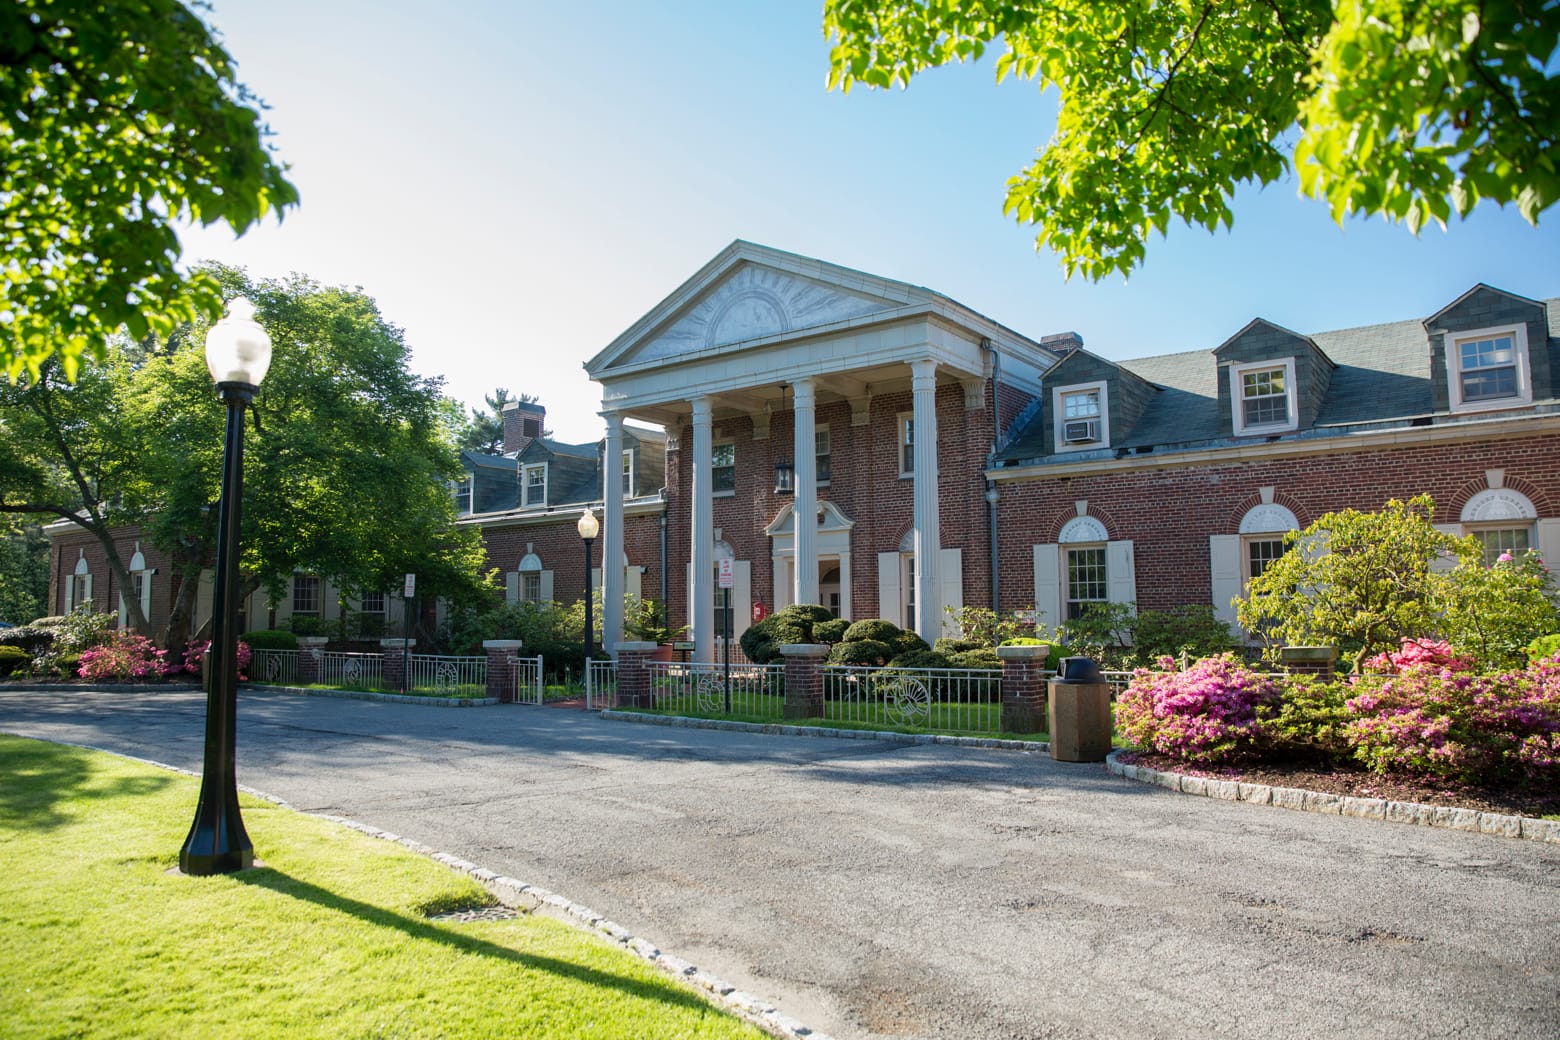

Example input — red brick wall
[993,432,1560,614]
[48,525,175,628]
[477,511,665,607]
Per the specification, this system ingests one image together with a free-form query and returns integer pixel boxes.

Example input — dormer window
[523,463,546,506]
[1052,381,1109,452]
[1447,324,1531,412]
[1231,359,1298,435]
[451,475,473,514]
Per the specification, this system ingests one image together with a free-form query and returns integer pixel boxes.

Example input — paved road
[3,687,1558,1040]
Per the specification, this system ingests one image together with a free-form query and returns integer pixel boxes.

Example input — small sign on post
[403,573,417,598]
[717,557,734,589]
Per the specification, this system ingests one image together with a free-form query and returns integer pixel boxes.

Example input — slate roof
[997,296,1559,466]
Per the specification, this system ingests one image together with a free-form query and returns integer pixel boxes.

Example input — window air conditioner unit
[1062,419,1100,444]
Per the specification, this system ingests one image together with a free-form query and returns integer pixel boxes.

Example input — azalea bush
[77,632,168,682]
[1343,656,1560,784]
[177,640,253,680]
[1115,654,1282,763]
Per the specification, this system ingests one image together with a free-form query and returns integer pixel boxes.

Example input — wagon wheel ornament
[263,654,284,683]
[434,660,460,692]
[883,674,930,727]
[696,672,725,714]
[342,657,363,684]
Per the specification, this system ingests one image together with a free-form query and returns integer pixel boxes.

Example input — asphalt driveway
[2,686,1556,1040]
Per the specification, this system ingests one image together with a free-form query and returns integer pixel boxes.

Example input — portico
[585,241,1056,661]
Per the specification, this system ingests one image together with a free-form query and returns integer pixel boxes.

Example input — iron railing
[249,649,299,686]
[586,658,618,710]
[645,660,785,720]
[823,665,1004,735]
[317,651,383,690]
[406,653,487,697]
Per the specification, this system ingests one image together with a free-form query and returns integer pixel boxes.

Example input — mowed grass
[0,734,765,1040]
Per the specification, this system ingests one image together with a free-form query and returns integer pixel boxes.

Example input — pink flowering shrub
[1115,654,1283,763]
[77,632,168,682]
[1362,638,1473,675]
[1344,659,1560,783]
[174,640,253,680]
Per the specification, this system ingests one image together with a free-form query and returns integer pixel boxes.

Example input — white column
[602,410,625,657]
[690,397,714,663]
[911,359,942,642]
[792,377,819,607]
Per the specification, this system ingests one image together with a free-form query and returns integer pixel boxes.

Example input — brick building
[50,243,1560,662]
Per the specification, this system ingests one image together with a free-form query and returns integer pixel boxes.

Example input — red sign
[752,601,767,622]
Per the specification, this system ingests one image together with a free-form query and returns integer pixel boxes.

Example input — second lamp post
[578,507,599,664]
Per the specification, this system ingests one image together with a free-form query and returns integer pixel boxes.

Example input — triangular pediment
[589,242,935,375]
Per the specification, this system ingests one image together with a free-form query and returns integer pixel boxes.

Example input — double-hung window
[1472,527,1531,566]
[898,414,914,477]
[293,575,320,615]
[1448,325,1530,411]
[815,426,831,485]
[1231,359,1298,435]
[712,442,736,495]
[622,449,634,498]
[1065,546,1108,620]
[451,475,473,514]
[523,464,546,507]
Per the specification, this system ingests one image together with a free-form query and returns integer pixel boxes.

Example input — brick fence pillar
[781,643,829,720]
[1280,645,1338,680]
[615,641,657,709]
[296,637,327,685]
[482,639,523,703]
[381,638,414,693]
[997,644,1050,734]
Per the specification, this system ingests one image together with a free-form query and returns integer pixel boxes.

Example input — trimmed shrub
[1256,677,1351,760]
[0,645,29,675]
[77,632,168,682]
[949,647,1001,670]
[53,609,116,653]
[0,625,55,653]
[842,619,901,644]
[242,629,300,651]
[936,637,981,655]
[1130,605,1233,665]
[887,648,952,671]
[283,614,327,637]
[828,639,892,666]
[1115,655,1283,763]
[740,605,833,664]
[890,631,930,657]
[813,618,849,644]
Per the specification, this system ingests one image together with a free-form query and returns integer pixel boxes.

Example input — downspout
[983,338,1002,616]
[658,487,669,632]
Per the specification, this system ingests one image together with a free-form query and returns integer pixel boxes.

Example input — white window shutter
[83,574,93,606]
[505,572,519,604]
[625,565,642,603]
[1032,544,1061,632]
[734,560,752,639]
[1536,520,1560,567]
[1431,523,1463,572]
[540,570,554,603]
[1208,535,1242,628]
[140,572,153,616]
[118,593,128,628]
[877,551,900,621]
[1106,540,1136,608]
[938,548,962,638]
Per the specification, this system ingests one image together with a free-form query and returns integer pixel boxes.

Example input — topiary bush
[890,631,930,657]
[242,629,299,651]
[936,637,981,655]
[949,647,1001,670]
[813,618,849,644]
[842,618,901,644]
[828,639,892,667]
[0,645,29,676]
[740,604,833,664]
[886,648,952,670]
[1115,655,1283,763]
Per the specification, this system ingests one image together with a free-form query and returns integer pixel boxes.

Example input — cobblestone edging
[602,709,1050,753]
[243,683,498,708]
[47,740,827,1040]
[1106,749,1560,845]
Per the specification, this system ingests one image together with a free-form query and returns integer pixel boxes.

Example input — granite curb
[35,738,827,1040]
[1105,748,1560,845]
[602,708,1051,753]
[244,683,498,707]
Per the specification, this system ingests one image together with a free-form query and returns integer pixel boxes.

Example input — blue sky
[182,0,1560,444]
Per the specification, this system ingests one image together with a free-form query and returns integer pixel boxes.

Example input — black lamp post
[578,507,599,665]
[180,298,271,876]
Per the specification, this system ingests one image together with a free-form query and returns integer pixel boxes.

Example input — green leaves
[824,0,1557,280]
[0,0,299,379]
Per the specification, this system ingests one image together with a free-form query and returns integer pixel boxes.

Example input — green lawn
[0,735,765,1040]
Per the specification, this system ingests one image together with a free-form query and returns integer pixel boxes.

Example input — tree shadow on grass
[0,735,173,833]
[234,868,721,1017]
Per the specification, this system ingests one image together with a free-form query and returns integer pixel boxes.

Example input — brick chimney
[502,399,546,455]
[1040,331,1084,355]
